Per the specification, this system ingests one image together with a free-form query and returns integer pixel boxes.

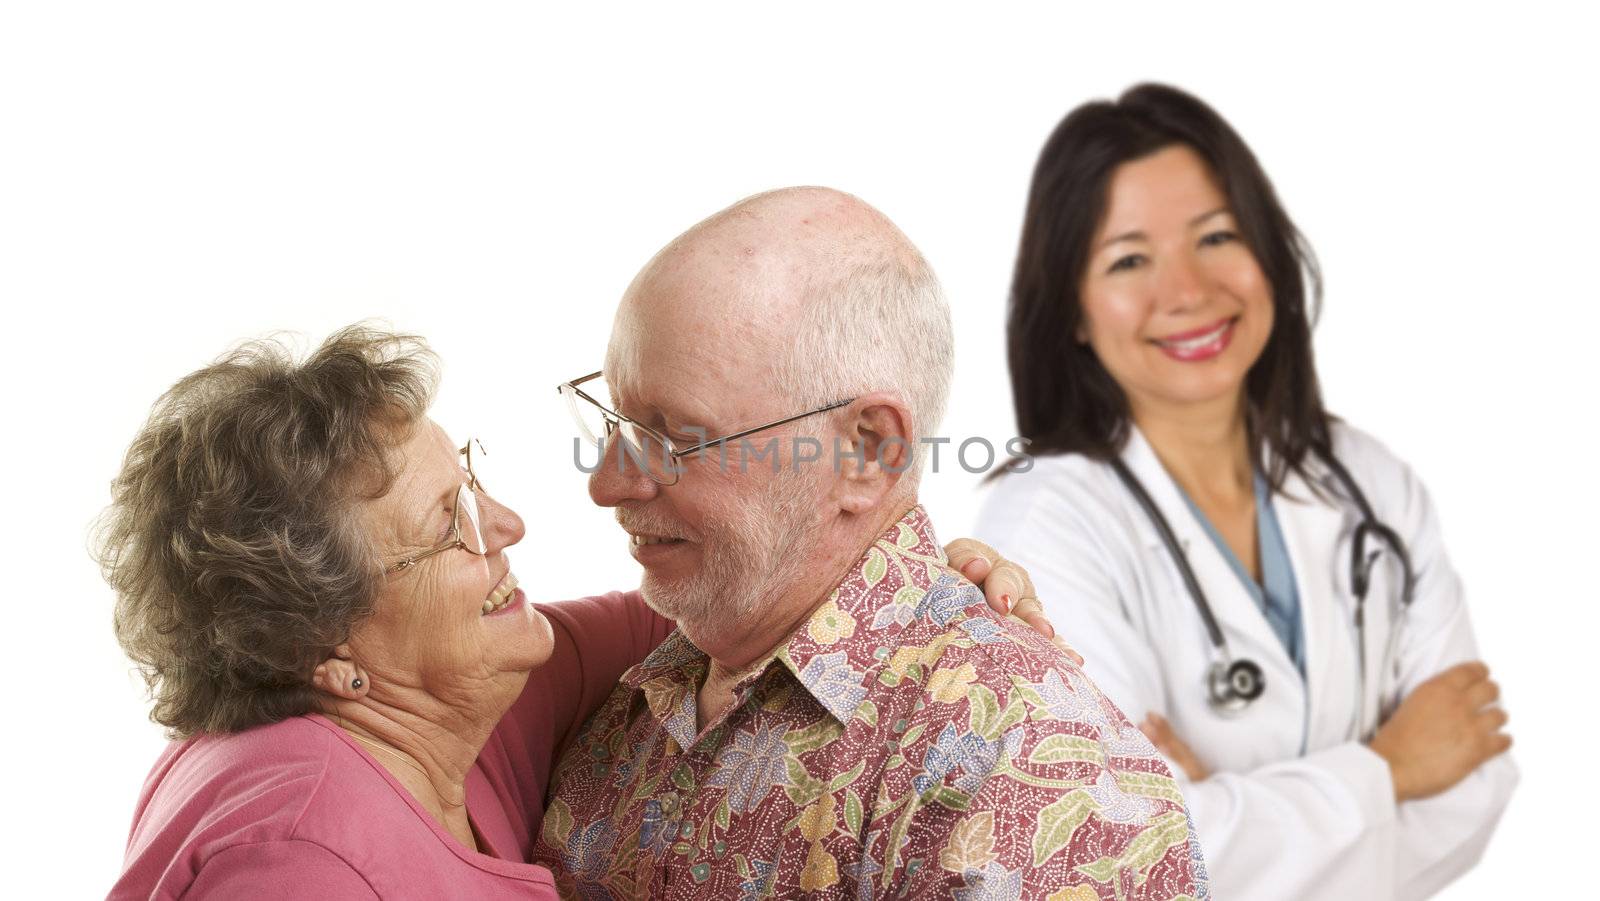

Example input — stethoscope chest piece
[1207,658,1266,715]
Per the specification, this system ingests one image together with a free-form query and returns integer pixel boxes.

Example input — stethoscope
[1109,448,1415,739]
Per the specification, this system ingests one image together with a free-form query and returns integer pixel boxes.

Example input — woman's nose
[481,492,527,552]
[589,434,661,508]
[1159,252,1210,312]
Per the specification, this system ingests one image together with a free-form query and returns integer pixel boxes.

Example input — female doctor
[976,83,1517,900]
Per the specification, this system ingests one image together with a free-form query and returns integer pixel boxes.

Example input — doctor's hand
[944,537,1085,667]
[1368,661,1512,803]
[1139,712,1210,782]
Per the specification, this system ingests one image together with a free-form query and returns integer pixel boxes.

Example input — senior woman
[102,325,1047,899]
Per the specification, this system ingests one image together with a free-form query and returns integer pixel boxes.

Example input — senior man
[535,188,1206,899]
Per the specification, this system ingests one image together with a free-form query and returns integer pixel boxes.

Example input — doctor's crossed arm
[1368,661,1510,802]
[1141,659,1511,803]
[1334,427,1521,898]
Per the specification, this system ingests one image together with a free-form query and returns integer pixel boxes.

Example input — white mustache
[615,511,692,542]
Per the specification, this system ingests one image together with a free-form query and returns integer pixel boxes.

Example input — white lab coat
[975,422,1517,901]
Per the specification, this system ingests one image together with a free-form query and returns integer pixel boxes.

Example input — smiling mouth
[482,572,519,616]
[630,533,687,547]
[1155,318,1235,352]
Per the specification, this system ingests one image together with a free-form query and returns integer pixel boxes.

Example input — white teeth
[481,572,518,616]
[631,534,680,547]
[1160,321,1230,351]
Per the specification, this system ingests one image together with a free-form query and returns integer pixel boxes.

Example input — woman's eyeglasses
[389,439,490,572]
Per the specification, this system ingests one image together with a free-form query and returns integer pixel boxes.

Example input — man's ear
[311,644,368,700]
[831,392,915,515]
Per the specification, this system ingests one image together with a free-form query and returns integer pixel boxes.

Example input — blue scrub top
[1178,472,1306,678]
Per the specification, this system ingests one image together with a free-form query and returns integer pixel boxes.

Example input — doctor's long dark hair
[1005,82,1332,489]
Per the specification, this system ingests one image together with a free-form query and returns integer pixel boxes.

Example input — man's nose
[588,434,662,508]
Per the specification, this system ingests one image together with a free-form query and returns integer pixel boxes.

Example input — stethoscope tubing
[1108,456,1230,650]
[1110,445,1415,725]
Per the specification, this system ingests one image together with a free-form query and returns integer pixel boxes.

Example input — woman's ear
[833,393,915,515]
[312,644,368,700]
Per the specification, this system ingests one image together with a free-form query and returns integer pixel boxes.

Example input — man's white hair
[774,248,953,485]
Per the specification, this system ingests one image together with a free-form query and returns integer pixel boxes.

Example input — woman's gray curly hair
[95,324,438,737]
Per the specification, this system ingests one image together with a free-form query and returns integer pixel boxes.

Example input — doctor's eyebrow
[1188,206,1231,227]
[1098,231,1145,251]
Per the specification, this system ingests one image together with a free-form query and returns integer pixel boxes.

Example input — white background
[3,2,1595,896]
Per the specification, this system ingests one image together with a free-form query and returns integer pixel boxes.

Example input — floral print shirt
[534,507,1208,899]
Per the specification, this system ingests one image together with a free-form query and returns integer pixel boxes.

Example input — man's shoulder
[887,605,1168,765]
[856,599,1199,895]
[846,561,1084,702]
[881,592,1076,695]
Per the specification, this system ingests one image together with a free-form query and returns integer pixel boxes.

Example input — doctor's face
[1077,144,1274,418]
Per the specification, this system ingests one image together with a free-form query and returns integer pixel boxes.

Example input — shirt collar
[616,504,975,729]
[776,504,977,723]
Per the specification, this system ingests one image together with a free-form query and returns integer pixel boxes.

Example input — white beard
[638,472,819,634]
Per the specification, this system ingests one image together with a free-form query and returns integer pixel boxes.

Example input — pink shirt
[111,592,673,900]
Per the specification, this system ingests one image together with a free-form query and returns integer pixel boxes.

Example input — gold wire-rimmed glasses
[557,370,854,486]
[389,439,490,572]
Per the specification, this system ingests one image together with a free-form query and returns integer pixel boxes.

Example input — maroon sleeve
[478,590,674,856]
[536,590,676,753]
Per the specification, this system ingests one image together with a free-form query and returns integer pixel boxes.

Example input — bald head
[610,189,914,364]
[606,187,952,481]
[641,186,920,296]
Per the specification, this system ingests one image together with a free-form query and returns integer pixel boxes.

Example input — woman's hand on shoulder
[944,537,1085,667]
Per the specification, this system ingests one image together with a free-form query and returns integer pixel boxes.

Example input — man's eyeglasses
[557,371,853,486]
[390,439,490,572]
